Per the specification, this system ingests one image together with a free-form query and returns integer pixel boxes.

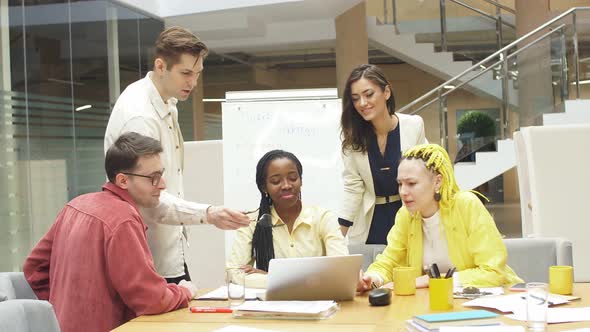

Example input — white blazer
[339,113,427,246]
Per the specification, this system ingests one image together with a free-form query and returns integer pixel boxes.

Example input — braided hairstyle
[401,144,460,212]
[252,149,303,272]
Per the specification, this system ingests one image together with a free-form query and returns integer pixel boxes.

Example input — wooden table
[112,283,590,331]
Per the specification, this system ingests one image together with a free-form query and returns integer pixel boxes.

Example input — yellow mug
[549,265,573,295]
[393,267,417,295]
[429,277,453,310]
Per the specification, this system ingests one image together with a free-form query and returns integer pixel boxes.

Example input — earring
[265,192,272,205]
[434,190,441,202]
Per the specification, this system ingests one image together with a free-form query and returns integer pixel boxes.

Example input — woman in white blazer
[339,64,427,246]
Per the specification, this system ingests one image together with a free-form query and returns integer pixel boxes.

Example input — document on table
[505,307,590,323]
[440,326,524,332]
[463,293,572,313]
[234,300,336,314]
[197,286,263,300]
[232,300,339,320]
[213,326,280,332]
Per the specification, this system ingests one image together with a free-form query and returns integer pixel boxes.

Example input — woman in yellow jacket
[357,144,522,290]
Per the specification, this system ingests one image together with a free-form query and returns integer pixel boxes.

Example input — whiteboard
[222,89,344,254]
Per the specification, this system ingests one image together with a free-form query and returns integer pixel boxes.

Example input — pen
[446,267,456,279]
[520,296,554,306]
[430,263,441,279]
[189,306,233,313]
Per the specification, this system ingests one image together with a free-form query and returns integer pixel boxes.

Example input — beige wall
[551,0,590,10]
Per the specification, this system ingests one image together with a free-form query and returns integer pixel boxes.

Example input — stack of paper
[213,326,281,332]
[197,286,262,301]
[232,300,339,320]
[406,310,500,331]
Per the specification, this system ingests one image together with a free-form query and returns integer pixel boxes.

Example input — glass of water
[226,268,246,308]
[526,282,549,332]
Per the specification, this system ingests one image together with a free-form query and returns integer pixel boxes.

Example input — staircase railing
[397,7,590,151]
[441,0,515,53]
[384,0,515,59]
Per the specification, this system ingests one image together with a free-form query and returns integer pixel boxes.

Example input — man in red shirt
[23,132,197,332]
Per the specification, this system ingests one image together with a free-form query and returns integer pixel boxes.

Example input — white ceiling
[116,0,303,18]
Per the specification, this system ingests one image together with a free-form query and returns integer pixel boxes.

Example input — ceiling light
[75,105,92,111]
[571,80,590,85]
[443,85,455,89]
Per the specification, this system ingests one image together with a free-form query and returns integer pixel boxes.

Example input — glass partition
[0,0,163,271]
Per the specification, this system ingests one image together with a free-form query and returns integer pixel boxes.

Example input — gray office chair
[0,299,61,332]
[503,237,573,283]
[347,244,387,270]
[0,272,61,332]
[0,272,37,301]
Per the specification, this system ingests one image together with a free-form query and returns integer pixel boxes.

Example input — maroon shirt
[23,182,191,332]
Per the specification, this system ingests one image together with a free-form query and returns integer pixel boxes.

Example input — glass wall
[0,0,163,271]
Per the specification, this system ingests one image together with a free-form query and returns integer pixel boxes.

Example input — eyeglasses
[122,169,165,186]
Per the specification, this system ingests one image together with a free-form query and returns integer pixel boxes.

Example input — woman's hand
[240,265,267,275]
[415,274,430,288]
[356,270,373,293]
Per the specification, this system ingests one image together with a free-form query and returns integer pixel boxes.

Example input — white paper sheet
[440,326,525,332]
[505,307,590,323]
[214,326,280,332]
[197,286,263,300]
[462,293,570,313]
[233,300,336,314]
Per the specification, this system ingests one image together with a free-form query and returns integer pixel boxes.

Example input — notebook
[265,255,362,301]
[413,310,500,329]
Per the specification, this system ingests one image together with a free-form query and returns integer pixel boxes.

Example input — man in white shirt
[105,26,249,283]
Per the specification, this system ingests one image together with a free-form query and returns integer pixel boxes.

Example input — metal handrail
[478,0,515,14]
[449,0,515,29]
[398,7,590,115]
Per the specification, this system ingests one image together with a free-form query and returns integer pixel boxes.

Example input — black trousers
[165,262,191,284]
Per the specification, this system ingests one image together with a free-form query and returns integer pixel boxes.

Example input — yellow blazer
[367,191,523,287]
[340,113,427,245]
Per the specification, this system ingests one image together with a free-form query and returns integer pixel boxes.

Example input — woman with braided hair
[227,149,348,288]
[357,144,522,292]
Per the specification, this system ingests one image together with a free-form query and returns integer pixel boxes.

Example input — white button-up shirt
[105,72,210,278]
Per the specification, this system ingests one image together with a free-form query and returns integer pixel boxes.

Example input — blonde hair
[402,144,460,211]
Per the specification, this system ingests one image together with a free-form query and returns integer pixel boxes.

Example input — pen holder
[429,277,453,310]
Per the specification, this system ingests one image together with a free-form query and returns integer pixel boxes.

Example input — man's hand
[178,279,198,299]
[206,206,250,230]
[240,265,267,275]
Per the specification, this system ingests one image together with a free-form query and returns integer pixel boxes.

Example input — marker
[189,306,233,313]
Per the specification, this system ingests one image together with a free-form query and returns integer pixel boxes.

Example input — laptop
[264,254,362,301]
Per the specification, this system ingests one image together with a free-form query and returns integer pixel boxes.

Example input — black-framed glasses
[122,168,165,186]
